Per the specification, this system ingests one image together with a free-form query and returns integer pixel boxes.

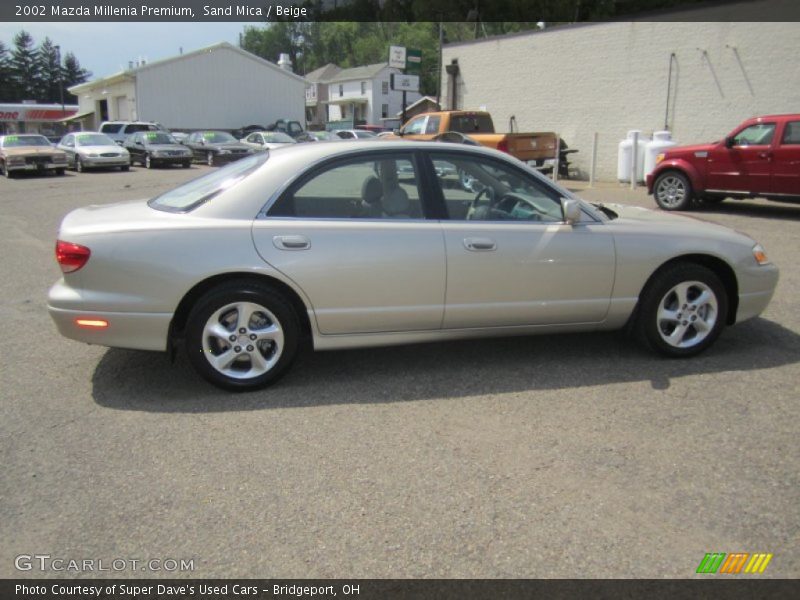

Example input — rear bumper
[48,306,171,352]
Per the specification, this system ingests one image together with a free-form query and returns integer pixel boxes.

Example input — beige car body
[0,136,67,175]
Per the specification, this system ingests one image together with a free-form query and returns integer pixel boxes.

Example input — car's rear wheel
[182,161,191,168]
[636,263,728,357]
[185,282,300,391]
[206,151,215,167]
[654,171,692,211]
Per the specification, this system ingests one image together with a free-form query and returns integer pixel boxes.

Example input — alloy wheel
[656,280,718,349]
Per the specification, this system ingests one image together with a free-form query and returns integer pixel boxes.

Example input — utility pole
[55,45,65,119]
[436,20,443,110]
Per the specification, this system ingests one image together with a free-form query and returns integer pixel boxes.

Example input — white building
[305,62,421,130]
[68,42,306,131]
[441,20,800,180]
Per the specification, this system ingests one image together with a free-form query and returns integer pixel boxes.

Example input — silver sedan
[47,141,779,391]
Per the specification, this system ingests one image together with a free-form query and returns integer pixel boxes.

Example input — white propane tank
[644,131,678,178]
[617,130,650,182]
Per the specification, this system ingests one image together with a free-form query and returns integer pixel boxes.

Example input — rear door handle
[463,237,497,251]
[273,235,310,250]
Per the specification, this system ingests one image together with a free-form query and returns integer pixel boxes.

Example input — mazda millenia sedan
[48,141,779,391]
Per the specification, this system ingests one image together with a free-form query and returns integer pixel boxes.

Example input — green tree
[10,30,40,101]
[62,52,91,104]
[37,37,63,103]
[0,41,12,102]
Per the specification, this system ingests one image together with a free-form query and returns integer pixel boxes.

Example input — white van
[99,121,169,145]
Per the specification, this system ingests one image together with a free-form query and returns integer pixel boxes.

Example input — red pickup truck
[648,114,800,211]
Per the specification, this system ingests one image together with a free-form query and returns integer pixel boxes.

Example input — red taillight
[55,240,91,273]
[496,139,509,153]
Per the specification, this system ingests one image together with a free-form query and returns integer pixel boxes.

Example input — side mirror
[725,136,735,149]
[116,140,124,146]
[562,198,582,225]
[394,128,402,136]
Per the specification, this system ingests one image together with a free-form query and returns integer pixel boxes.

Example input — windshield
[143,132,177,144]
[200,131,236,143]
[149,153,268,212]
[2,135,51,147]
[263,132,295,144]
[76,133,116,147]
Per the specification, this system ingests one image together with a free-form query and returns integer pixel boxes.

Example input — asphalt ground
[1,163,798,579]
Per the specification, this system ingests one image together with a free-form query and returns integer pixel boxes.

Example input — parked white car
[57,132,130,172]
[240,131,297,150]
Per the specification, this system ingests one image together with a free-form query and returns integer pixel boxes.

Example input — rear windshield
[449,114,495,134]
[125,124,159,133]
[100,124,123,133]
[149,153,268,212]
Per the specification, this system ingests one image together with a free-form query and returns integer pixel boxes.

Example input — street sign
[391,73,420,93]
[389,45,406,70]
[406,48,422,75]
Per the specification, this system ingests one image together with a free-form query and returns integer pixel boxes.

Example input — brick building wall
[442,21,800,181]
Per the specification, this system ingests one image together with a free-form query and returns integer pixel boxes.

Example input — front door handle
[273,235,311,250]
[758,151,772,161]
[463,237,497,251]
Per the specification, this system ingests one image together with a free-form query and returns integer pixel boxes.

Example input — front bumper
[8,160,66,172]
[735,263,779,323]
[81,156,130,168]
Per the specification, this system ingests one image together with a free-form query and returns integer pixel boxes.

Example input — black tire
[1,161,11,178]
[653,171,693,211]
[182,161,191,169]
[55,168,65,176]
[75,156,83,172]
[635,263,728,358]
[121,165,130,171]
[184,282,300,391]
[206,151,215,167]
[145,154,152,169]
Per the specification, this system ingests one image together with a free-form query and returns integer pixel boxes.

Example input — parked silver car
[57,132,131,172]
[48,141,778,391]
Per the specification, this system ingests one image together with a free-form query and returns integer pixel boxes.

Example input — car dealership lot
[1,167,798,578]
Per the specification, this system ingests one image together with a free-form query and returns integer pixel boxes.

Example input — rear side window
[449,114,495,134]
[781,121,800,144]
[269,155,423,219]
[100,124,122,133]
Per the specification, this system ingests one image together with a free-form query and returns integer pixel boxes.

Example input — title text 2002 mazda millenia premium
[47,141,779,391]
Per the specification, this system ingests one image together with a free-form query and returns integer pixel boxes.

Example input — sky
[0,22,259,79]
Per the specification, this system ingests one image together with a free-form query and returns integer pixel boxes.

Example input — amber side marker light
[752,244,770,265]
[75,318,109,329]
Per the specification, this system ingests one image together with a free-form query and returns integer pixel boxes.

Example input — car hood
[3,146,65,156]
[601,202,754,241]
[663,142,716,157]
[75,145,128,154]
[208,143,251,151]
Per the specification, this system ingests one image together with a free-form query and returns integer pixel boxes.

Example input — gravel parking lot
[1,165,798,578]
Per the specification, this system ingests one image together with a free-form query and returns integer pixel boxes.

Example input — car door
[59,134,76,167]
[772,119,800,196]
[426,151,616,328]
[128,133,143,162]
[251,151,446,335]
[706,121,776,193]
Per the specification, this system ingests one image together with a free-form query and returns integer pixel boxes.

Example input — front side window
[402,116,426,135]
[269,155,423,219]
[781,121,800,145]
[733,123,776,146]
[425,116,441,135]
[431,153,563,222]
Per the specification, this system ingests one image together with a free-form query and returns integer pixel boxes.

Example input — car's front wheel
[185,282,300,391]
[206,151,215,167]
[1,161,11,178]
[653,171,692,211]
[145,154,152,169]
[636,263,728,357]
[75,156,84,172]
